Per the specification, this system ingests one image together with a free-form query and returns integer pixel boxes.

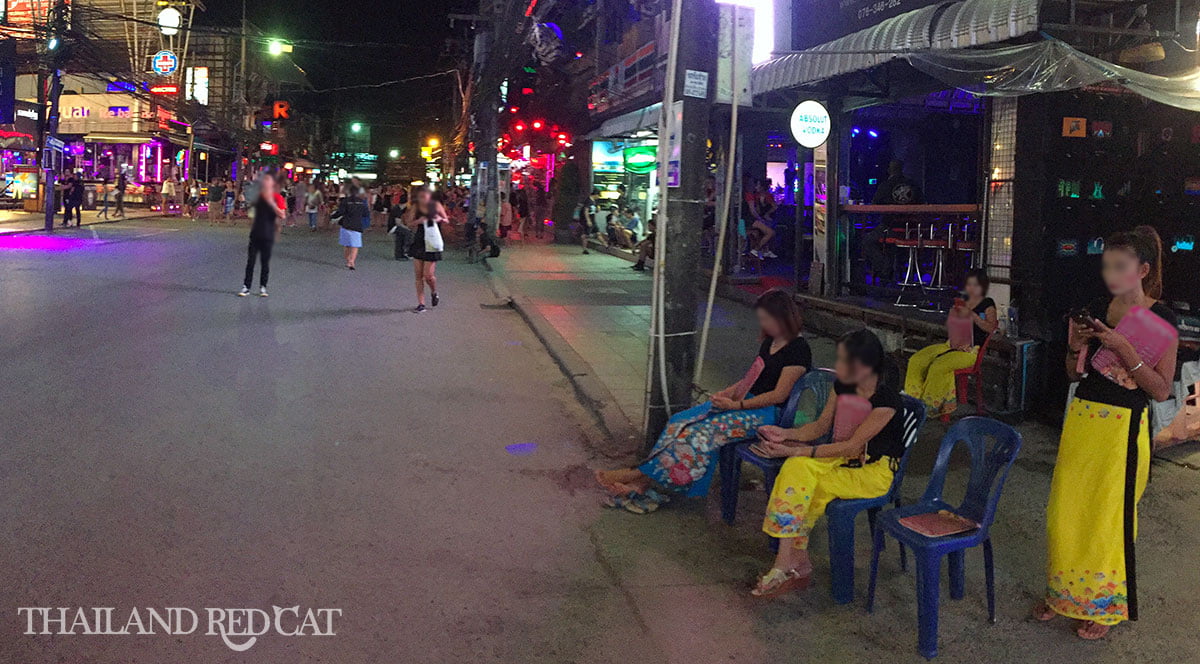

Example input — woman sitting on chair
[595,290,811,513]
[750,329,903,598]
[904,269,998,416]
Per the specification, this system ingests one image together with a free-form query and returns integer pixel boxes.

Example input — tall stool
[920,221,954,312]
[893,220,926,307]
[955,221,980,274]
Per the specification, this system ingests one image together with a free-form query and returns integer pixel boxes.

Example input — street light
[157,7,183,36]
[427,137,440,149]
[350,122,363,133]
[267,39,293,56]
[388,149,400,159]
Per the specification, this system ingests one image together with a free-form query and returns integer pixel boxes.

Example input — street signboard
[152,50,178,76]
[46,136,65,152]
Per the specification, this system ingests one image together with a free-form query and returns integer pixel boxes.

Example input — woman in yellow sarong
[748,329,903,598]
[904,269,997,416]
[1034,226,1178,640]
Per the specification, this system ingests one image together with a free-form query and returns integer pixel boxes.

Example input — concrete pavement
[2,223,1199,663]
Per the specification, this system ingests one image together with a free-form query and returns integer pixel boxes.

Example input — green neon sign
[623,146,658,174]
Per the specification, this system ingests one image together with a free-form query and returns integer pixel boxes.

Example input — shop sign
[152,50,179,76]
[623,145,658,174]
[790,100,831,149]
[150,84,179,95]
[15,108,37,120]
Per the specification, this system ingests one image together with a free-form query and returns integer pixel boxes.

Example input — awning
[84,132,156,145]
[581,102,662,140]
[751,0,1040,96]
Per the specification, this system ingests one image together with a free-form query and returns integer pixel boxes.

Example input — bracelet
[1130,361,1145,373]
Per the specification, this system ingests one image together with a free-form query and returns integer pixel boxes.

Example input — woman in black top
[595,290,812,512]
[238,175,284,297]
[750,329,903,598]
[904,269,998,416]
[1035,226,1178,640]
[403,188,448,313]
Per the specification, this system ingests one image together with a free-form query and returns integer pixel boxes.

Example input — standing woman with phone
[1034,226,1178,640]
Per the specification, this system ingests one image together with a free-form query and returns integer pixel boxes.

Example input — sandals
[600,489,670,514]
[751,567,811,598]
[1076,620,1111,640]
[1031,601,1057,622]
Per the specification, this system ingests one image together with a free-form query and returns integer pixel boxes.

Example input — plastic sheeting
[909,39,1200,111]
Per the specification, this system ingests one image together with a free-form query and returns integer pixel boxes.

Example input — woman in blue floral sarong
[595,290,812,513]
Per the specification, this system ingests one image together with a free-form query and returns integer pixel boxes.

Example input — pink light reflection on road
[0,235,95,252]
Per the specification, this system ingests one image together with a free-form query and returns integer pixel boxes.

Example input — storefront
[0,102,42,204]
[749,0,1200,417]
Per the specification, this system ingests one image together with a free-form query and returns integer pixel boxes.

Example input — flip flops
[600,489,671,514]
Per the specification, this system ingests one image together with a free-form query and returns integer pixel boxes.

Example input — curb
[487,270,642,455]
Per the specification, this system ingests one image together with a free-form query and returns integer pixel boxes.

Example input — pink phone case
[833,394,873,443]
[1090,306,1177,381]
[947,314,974,349]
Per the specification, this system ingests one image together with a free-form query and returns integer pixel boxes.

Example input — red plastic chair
[941,332,993,423]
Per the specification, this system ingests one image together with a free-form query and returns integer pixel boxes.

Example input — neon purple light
[0,235,92,252]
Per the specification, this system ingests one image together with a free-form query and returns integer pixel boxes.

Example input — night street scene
[6,0,1200,662]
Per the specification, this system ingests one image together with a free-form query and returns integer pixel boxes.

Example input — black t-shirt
[970,297,996,347]
[872,175,923,205]
[249,197,277,240]
[749,337,813,396]
[1076,295,1179,410]
[834,380,903,462]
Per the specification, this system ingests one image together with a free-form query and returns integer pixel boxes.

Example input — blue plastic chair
[826,394,926,604]
[866,417,1023,659]
[718,369,835,525]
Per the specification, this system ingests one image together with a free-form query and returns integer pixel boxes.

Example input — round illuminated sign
[157,8,183,36]
[152,50,178,76]
[790,100,831,149]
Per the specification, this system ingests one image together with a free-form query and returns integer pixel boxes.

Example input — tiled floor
[496,244,834,425]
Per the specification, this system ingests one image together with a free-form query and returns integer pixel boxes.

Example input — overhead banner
[791,0,943,50]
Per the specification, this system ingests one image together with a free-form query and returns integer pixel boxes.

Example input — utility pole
[42,0,69,232]
[645,0,718,447]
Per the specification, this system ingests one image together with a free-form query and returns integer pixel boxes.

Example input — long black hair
[839,328,899,390]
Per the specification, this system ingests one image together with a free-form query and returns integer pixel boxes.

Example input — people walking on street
[389,193,412,260]
[305,182,324,232]
[114,169,127,218]
[207,178,225,223]
[579,189,599,254]
[187,179,201,219]
[498,192,513,240]
[97,178,111,220]
[1034,226,1177,640]
[223,178,236,221]
[59,174,75,227]
[238,175,285,297]
[161,175,178,215]
[404,188,447,313]
[594,290,812,512]
[334,184,368,270]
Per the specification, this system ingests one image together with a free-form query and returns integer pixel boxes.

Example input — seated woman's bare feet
[1076,620,1110,640]
[1031,601,1056,622]
[595,469,650,495]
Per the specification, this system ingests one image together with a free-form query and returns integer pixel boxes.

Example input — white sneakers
[259,287,269,297]
[238,286,250,297]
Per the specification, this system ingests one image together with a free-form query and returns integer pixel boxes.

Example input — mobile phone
[1069,309,1095,327]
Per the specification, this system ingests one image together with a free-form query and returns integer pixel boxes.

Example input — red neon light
[524,0,539,17]
[531,120,543,129]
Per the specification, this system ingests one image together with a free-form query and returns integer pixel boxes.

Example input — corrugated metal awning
[581,102,662,140]
[751,0,1039,96]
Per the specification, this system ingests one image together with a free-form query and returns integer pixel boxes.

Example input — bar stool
[920,221,955,312]
[956,221,980,272]
[893,220,926,307]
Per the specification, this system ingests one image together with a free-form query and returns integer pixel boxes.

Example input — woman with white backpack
[404,188,448,313]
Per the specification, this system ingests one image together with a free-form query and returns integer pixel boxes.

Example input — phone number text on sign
[857,0,902,20]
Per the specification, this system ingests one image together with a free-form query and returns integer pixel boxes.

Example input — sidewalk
[0,207,162,235]
[491,243,838,432]
[494,242,1200,662]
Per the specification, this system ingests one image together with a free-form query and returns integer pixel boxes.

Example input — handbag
[424,218,445,252]
[832,394,873,443]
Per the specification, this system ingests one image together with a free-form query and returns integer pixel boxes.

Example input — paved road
[2,220,1199,663]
